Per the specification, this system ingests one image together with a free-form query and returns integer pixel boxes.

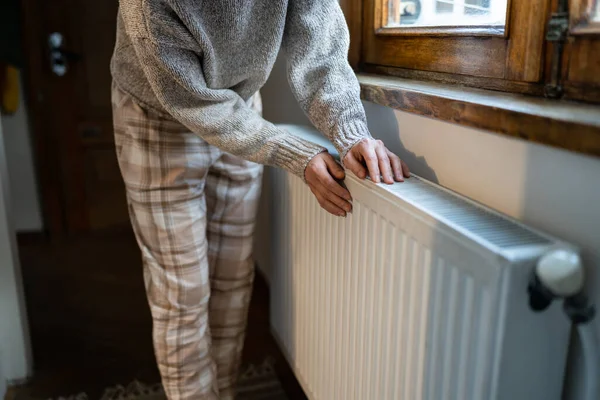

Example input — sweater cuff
[273,134,327,181]
[332,120,372,163]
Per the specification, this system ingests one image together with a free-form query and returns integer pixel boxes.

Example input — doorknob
[48,32,81,77]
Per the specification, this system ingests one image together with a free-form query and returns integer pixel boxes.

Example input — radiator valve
[528,249,594,324]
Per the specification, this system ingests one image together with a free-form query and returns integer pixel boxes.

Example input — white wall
[0,113,32,384]
[258,55,600,400]
[0,71,44,232]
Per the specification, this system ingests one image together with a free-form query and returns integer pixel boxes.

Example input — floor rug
[47,359,288,400]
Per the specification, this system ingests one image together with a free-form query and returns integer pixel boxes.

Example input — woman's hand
[305,152,352,217]
[343,138,410,184]
[305,138,409,217]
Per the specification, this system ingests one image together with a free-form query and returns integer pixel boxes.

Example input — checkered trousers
[112,82,264,400]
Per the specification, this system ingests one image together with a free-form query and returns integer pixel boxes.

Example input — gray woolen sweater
[111,0,372,178]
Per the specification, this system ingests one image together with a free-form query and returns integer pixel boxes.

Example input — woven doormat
[49,359,288,400]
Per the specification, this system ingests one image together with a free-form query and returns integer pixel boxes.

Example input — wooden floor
[12,229,306,399]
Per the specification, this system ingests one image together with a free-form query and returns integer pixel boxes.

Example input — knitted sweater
[111,0,371,178]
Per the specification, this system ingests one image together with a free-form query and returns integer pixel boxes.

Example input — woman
[111,1,409,398]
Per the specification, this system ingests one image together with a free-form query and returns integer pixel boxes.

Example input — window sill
[358,74,600,158]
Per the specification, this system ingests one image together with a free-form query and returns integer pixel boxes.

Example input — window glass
[387,0,508,28]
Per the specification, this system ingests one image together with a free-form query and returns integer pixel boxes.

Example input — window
[571,0,600,32]
[341,0,600,103]
[386,0,507,29]
[364,0,546,83]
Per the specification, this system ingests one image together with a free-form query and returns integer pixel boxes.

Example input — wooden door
[21,0,128,235]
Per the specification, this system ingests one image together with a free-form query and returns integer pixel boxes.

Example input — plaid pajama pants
[112,83,263,400]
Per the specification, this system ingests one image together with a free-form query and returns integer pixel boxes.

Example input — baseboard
[2,382,28,400]
[3,387,14,400]
[255,263,270,287]
[271,327,314,400]
[16,230,47,245]
[0,360,4,400]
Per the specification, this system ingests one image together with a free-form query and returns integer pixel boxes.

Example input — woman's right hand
[305,152,352,217]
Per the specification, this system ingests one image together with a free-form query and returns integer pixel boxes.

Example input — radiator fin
[383,177,550,249]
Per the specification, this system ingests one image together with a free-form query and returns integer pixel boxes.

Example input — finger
[387,150,404,182]
[343,153,367,179]
[401,160,411,178]
[376,143,394,184]
[362,144,380,183]
[315,163,352,201]
[315,181,352,213]
[314,191,346,217]
[323,155,345,181]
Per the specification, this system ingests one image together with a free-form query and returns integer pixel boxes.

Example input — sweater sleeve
[282,0,372,161]
[127,37,326,178]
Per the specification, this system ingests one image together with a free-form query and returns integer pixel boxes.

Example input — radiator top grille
[384,177,551,249]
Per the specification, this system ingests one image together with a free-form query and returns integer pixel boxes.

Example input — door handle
[48,32,81,77]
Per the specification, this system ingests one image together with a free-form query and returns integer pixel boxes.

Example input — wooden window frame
[562,0,600,102]
[362,0,549,82]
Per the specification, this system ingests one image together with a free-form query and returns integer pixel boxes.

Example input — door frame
[20,0,90,237]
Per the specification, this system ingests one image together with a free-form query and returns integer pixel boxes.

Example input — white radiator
[268,168,573,400]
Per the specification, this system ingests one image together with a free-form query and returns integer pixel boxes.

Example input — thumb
[324,155,345,180]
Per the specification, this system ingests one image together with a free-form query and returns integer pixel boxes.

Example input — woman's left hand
[343,138,410,184]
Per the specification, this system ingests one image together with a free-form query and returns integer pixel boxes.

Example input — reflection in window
[388,0,507,28]
[435,1,453,14]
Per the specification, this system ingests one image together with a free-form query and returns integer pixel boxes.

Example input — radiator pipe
[575,318,599,400]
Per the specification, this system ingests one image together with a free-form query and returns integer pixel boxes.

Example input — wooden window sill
[358,74,600,158]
